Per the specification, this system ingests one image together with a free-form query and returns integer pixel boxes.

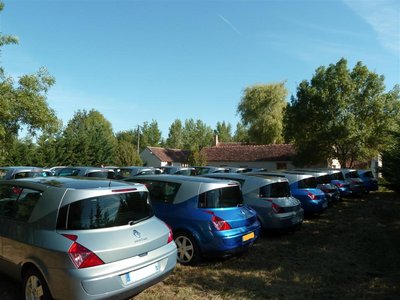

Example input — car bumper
[200,221,261,258]
[48,242,177,300]
[263,208,304,230]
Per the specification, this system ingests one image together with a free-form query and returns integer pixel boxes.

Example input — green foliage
[381,117,400,191]
[233,122,250,143]
[0,3,59,163]
[59,109,117,166]
[139,120,162,150]
[237,82,288,144]
[285,58,400,167]
[215,121,232,142]
[114,140,142,166]
[182,119,214,151]
[4,138,37,166]
[188,149,207,166]
[166,119,184,149]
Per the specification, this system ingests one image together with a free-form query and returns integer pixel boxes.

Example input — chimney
[214,134,219,146]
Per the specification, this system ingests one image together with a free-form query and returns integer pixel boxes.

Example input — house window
[276,162,287,170]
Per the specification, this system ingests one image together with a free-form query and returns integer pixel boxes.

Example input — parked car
[56,166,116,179]
[160,166,195,176]
[0,167,50,180]
[201,173,304,231]
[306,168,352,197]
[117,166,162,179]
[124,175,261,265]
[317,168,366,196]
[193,166,229,175]
[289,170,341,205]
[249,171,328,215]
[357,169,379,192]
[0,177,177,300]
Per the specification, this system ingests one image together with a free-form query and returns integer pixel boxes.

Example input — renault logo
[133,230,141,238]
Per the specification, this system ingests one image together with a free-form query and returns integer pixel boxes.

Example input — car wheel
[174,232,200,265]
[23,267,52,300]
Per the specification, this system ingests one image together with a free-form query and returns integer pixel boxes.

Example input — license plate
[121,262,160,285]
[242,232,255,242]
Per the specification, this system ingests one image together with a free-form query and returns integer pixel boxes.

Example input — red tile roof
[147,147,190,163]
[202,144,296,162]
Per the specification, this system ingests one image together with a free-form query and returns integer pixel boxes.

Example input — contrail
[218,14,242,36]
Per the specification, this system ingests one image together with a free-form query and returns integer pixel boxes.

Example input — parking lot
[1,191,399,300]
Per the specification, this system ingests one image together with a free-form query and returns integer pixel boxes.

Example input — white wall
[140,148,163,167]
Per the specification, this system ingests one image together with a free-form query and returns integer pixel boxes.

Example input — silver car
[202,173,304,231]
[56,166,116,179]
[0,177,177,300]
[0,166,49,180]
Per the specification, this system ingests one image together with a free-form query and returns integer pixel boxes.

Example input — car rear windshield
[86,171,115,179]
[297,177,318,189]
[198,185,243,208]
[316,174,331,184]
[361,171,374,178]
[330,172,345,180]
[345,171,360,179]
[57,191,152,230]
[259,182,291,198]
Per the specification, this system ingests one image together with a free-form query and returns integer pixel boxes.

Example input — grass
[135,190,400,300]
[1,190,399,299]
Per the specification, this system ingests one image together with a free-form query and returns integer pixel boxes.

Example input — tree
[381,105,400,191]
[4,137,37,166]
[285,58,400,167]
[182,119,214,151]
[114,140,142,166]
[237,82,288,144]
[0,3,59,163]
[140,120,162,150]
[59,109,117,166]
[233,122,250,143]
[166,119,184,149]
[215,121,232,142]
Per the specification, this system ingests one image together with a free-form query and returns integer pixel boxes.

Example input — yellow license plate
[242,232,255,242]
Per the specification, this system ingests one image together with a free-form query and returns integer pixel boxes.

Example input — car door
[0,184,42,279]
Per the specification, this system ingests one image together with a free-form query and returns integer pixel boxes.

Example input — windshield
[198,185,243,208]
[316,174,331,184]
[330,172,345,181]
[298,177,318,189]
[57,191,152,230]
[259,182,291,198]
[345,171,360,179]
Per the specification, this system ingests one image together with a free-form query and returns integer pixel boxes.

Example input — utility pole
[137,125,140,155]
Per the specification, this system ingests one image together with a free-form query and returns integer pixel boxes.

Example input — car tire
[174,231,200,265]
[23,267,52,300]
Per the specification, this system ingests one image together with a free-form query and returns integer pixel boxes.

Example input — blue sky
[1,0,399,138]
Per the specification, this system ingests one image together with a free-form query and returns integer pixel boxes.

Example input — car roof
[202,172,288,183]
[124,174,240,204]
[249,171,313,183]
[5,176,135,189]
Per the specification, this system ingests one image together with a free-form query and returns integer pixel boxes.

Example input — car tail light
[166,224,174,243]
[63,234,104,269]
[204,210,232,231]
[272,202,285,214]
[335,183,344,188]
[307,192,317,200]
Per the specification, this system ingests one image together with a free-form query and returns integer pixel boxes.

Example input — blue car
[357,169,379,192]
[124,175,261,265]
[251,171,328,215]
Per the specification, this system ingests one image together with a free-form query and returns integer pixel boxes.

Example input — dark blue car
[124,175,261,265]
[357,169,379,192]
